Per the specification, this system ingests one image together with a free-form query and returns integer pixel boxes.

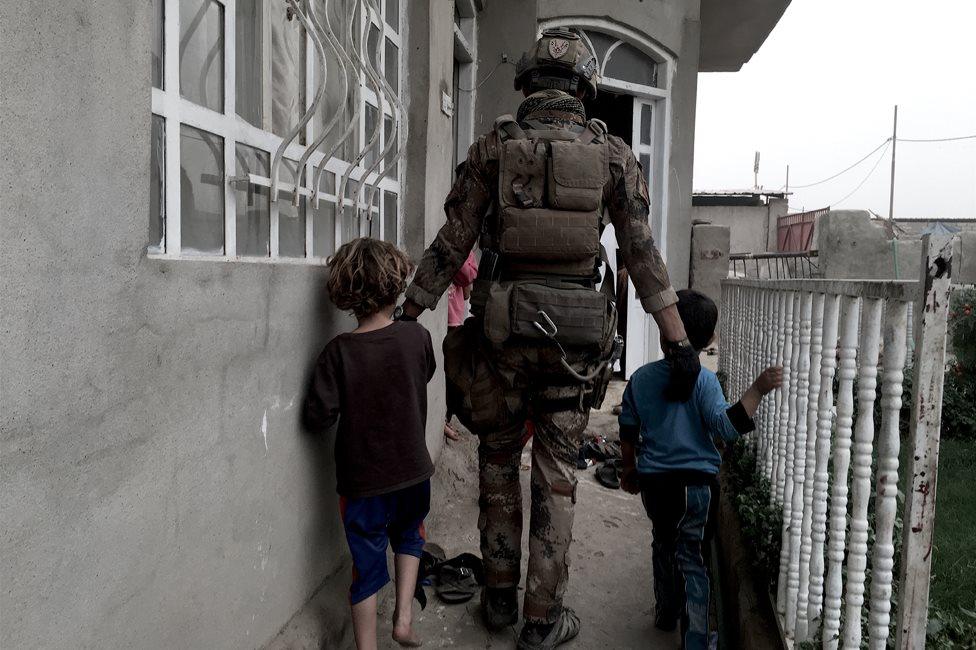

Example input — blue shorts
[340,479,431,604]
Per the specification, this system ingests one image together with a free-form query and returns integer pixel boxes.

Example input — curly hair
[326,237,415,319]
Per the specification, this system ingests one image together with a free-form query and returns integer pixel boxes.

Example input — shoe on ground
[517,608,581,649]
[481,586,518,630]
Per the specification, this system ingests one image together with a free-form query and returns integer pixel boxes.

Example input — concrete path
[377,380,682,649]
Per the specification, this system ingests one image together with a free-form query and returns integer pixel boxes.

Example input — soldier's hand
[663,342,701,402]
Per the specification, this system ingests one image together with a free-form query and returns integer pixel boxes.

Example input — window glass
[179,0,224,112]
[180,125,225,254]
[605,42,657,87]
[311,200,336,258]
[340,183,359,244]
[583,31,616,68]
[367,23,381,72]
[152,0,164,89]
[313,0,353,160]
[640,104,652,146]
[364,103,379,167]
[271,7,306,143]
[150,115,166,252]
[384,115,398,176]
[383,191,397,244]
[385,0,399,32]
[236,0,263,128]
[235,144,270,257]
[385,38,398,93]
[279,160,306,257]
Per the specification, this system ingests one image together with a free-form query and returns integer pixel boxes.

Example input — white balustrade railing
[718,234,956,649]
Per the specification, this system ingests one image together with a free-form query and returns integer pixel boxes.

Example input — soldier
[397,28,700,649]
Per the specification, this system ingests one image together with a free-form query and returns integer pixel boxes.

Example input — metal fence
[719,235,955,649]
[729,251,820,280]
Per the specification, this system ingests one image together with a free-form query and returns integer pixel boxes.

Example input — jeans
[640,473,718,650]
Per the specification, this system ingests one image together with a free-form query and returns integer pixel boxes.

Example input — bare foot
[392,621,422,647]
[443,422,461,441]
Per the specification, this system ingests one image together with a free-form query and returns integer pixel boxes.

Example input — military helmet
[514,28,599,101]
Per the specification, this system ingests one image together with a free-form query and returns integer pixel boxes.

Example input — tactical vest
[475,116,619,368]
[484,115,609,278]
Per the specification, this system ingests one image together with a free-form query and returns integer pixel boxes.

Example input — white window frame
[151,0,405,264]
[452,0,478,166]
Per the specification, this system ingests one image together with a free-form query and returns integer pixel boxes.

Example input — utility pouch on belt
[481,280,616,352]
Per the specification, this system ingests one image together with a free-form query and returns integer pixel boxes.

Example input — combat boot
[481,586,519,630]
[516,608,581,649]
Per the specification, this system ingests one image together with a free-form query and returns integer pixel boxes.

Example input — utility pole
[785,164,790,194]
[888,105,898,220]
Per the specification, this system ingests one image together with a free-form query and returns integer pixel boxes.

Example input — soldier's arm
[605,138,687,343]
[402,139,495,317]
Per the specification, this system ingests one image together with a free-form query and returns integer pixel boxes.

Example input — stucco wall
[0,2,451,648]
[817,210,976,284]
[693,204,769,254]
[692,197,788,255]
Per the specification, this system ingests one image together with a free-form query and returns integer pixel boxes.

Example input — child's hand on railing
[755,366,784,395]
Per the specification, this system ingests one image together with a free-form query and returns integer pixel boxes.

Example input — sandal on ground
[481,586,519,630]
[517,608,581,650]
[595,459,621,490]
[434,553,484,604]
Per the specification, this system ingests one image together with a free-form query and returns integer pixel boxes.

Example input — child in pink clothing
[447,252,478,327]
[445,252,478,440]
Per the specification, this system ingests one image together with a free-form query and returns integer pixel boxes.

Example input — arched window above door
[576,30,660,89]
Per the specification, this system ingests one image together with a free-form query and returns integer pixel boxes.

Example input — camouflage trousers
[444,320,596,624]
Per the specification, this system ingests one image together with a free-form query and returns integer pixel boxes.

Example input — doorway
[584,89,637,375]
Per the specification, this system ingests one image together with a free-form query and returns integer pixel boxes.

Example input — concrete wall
[689,223,731,330]
[817,210,976,284]
[0,2,453,648]
[691,197,788,255]
[475,0,702,289]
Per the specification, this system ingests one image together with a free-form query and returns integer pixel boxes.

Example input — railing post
[764,289,779,483]
[773,290,794,507]
[807,293,841,632]
[777,292,802,615]
[896,234,955,649]
[796,291,825,641]
[868,298,910,649]
[786,292,814,637]
[823,294,861,650]
[842,297,884,649]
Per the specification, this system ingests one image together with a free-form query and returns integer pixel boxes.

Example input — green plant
[726,438,782,589]
[950,287,976,370]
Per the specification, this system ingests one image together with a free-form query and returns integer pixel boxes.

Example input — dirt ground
[375,379,685,649]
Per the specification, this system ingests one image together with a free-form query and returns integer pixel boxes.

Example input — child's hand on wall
[754,366,784,395]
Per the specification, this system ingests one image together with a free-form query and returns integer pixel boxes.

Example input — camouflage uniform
[405,124,677,624]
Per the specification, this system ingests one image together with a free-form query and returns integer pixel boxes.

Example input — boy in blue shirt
[618,290,782,649]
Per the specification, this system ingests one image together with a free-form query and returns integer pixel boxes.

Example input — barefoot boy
[304,238,436,649]
[617,290,782,649]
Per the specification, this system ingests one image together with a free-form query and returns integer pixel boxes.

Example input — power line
[828,140,891,207]
[787,138,891,189]
[898,134,976,143]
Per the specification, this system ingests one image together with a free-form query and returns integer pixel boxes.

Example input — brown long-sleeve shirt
[405,129,677,314]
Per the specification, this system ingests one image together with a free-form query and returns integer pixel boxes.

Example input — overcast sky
[693,0,976,219]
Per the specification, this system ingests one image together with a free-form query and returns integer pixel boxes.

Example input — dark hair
[676,289,718,351]
[326,237,415,318]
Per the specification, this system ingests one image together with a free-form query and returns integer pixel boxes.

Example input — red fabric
[447,252,479,326]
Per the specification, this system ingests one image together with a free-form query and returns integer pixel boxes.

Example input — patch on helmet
[548,38,570,59]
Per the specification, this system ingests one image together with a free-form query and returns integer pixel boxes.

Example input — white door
[623,97,665,376]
